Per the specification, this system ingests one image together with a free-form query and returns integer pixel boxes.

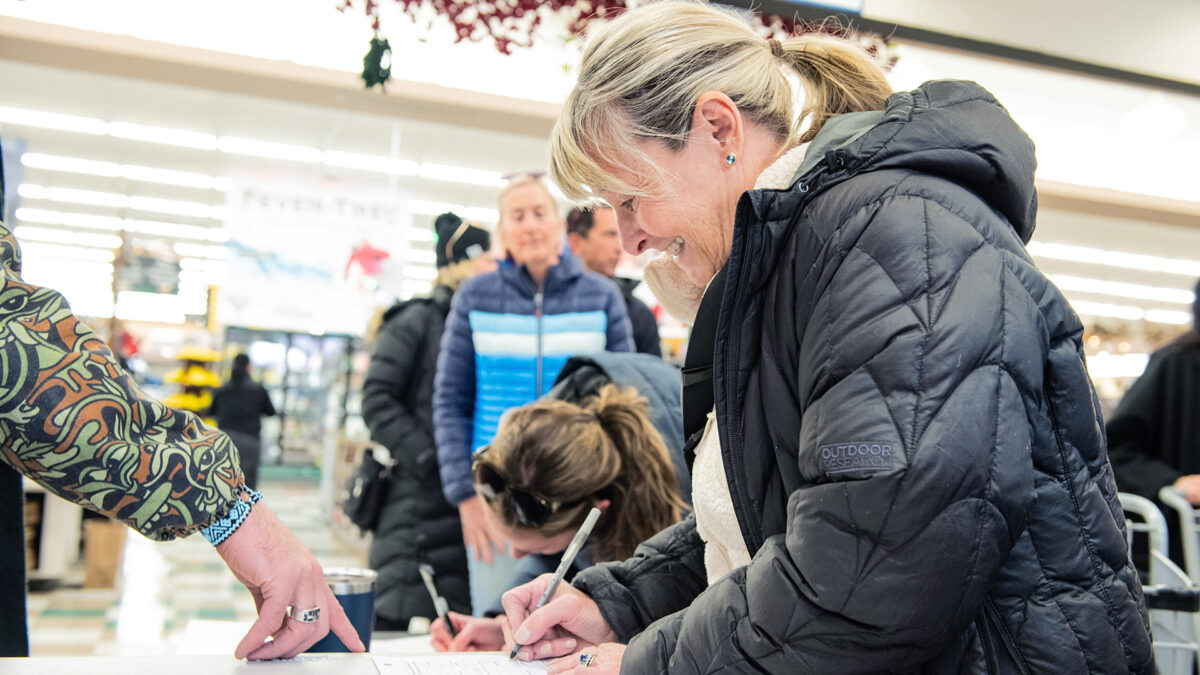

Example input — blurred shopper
[0,145,361,659]
[567,207,662,356]
[434,174,632,615]
[497,3,1152,673]
[210,353,276,490]
[361,213,492,631]
[1108,278,1200,563]
[431,358,687,652]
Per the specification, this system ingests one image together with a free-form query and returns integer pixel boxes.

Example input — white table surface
[0,653,380,674]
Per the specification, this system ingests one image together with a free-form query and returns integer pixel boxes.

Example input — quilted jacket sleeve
[573,514,708,642]
[0,223,245,541]
[620,190,1038,673]
[433,284,478,506]
[361,304,435,476]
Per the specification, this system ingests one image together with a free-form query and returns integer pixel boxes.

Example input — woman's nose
[618,219,649,256]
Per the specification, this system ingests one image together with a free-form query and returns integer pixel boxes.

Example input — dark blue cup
[306,567,378,652]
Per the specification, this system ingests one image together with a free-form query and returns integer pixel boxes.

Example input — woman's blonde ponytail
[776,35,894,143]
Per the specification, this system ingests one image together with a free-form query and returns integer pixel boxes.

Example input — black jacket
[573,80,1152,673]
[615,277,662,357]
[1107,338,1200,500]
[363,285,470,623]
[210,380,275,436]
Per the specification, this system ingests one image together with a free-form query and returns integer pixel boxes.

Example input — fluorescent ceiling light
[406,227,434,243]
[322,151,418,176]
[128,196,214,219]
[1145,309,1192,325]
[18,241,116,263]
[1028,241,1200,278]
[121,165,218,190]
[125,220,219,242]
[172,242,227,259]
[213,177,233,192]
[0,106,106,134]
[208,206,228,221]
[405,249,437,264]
[1067,298,1188,325]
[20,184,129,208]
[408,200,461,217]
[20,152,226,191]
[13,207,65,226]
[218,136,321,163]
[1068,299,1145,321]
[63,212,126,231]
[1049,274,1195,305]
[418,163,504,187]
[179,258,228,275]
[21,153,120,177]
[462,207,500,224]
[405,265,439,281]
[108,121,217,150]
[13,226,122,249]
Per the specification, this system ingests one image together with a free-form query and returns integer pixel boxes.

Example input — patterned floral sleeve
[0,222,245,541]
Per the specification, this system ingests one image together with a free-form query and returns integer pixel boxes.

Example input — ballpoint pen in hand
[418,563,457,639]
[509,507,602,660]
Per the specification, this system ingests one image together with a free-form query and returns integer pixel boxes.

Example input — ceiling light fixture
[218,136,321,163]
[0,106,106,135]
[1048,274,1195,305]
[108,121,218,150]
[1028,241,1200,278]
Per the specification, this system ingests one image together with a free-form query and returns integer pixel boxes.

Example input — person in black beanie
[362,213,494,630]
[1108,277,1200,567]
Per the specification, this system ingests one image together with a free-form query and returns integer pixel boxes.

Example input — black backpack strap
[680,264,727,473]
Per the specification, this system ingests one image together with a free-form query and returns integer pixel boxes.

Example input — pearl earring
[724,153,737,165]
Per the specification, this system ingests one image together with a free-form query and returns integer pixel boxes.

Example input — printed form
[373,653,548,674]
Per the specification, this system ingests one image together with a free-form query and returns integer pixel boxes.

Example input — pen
[418,563,458,639]
[509,507,602,660]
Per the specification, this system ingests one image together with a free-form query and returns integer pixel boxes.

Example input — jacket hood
[800,79,1039,243]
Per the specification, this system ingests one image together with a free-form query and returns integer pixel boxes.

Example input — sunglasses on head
[471,445,582,528]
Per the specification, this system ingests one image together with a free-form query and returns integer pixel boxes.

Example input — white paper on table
[373,653,548,674]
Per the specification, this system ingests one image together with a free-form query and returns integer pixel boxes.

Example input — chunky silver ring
[579,652,596,667]
[287,606,321,623]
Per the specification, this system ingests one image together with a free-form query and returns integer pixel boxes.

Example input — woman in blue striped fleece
[433,174,632,616]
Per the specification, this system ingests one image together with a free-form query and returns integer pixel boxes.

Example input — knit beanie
[434,212,491,268]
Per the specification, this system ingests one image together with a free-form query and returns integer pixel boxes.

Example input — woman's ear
[592,497,612,512]
[691,91,743,156]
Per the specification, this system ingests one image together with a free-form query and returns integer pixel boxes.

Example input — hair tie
[768,38,784,59]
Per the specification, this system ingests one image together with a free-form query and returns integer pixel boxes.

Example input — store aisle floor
[26,471,367,657]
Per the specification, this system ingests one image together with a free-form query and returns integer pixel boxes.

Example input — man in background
[567,206,662,357]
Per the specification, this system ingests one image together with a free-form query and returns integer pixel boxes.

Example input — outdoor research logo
[819,442,895,475]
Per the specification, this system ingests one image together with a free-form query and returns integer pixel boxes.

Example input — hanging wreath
[338,0,896,88]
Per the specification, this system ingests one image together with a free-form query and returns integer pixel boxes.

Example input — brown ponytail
[587,385,688,561]
[484,384,686,562]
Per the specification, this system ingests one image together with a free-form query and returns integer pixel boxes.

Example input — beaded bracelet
[201,485,264,547]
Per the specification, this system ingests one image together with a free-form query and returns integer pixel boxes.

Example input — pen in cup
[509,507,602,660]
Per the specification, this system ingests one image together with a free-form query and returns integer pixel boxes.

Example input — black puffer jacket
[573,80,1152,673]
[363,285,470,625]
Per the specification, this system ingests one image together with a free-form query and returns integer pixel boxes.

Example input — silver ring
[287,605,321,623]
[579,652,596,667]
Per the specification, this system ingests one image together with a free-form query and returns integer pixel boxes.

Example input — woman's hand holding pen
[500,573,617,662]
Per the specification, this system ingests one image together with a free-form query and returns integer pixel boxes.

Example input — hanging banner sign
[219,178,411,336]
